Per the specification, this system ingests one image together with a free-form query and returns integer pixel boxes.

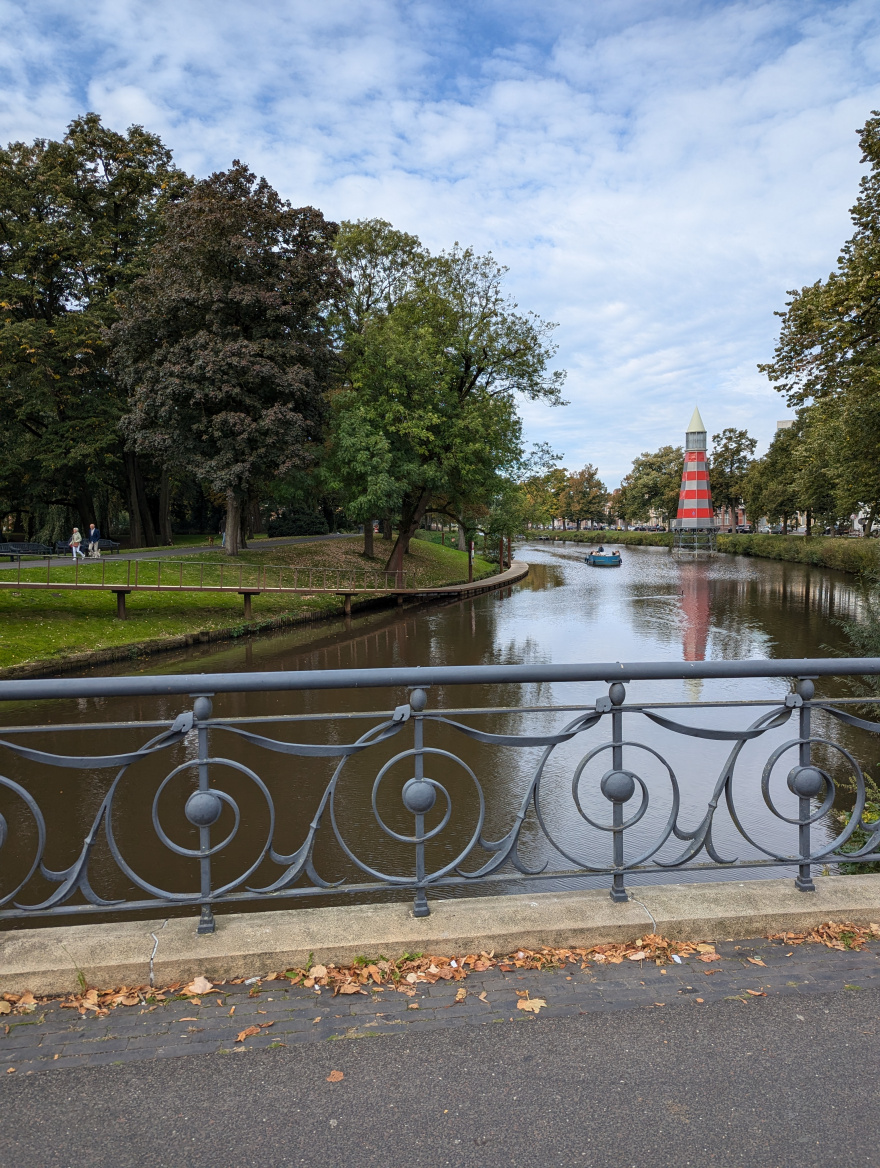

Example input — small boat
[585,547,622,567]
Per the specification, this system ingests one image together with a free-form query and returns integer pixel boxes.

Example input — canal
[1,542,877,924]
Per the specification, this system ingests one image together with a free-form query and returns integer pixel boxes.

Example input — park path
[0,532,355,572]
[1,933,878,1166]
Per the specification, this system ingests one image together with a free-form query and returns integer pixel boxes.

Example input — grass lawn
[0,536,495,670]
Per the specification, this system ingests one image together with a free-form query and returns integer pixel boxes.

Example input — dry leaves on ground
[767,921,880,951]
[235,1021,274,1042]
[516,992,547,1014]
[327,1070,344,1083]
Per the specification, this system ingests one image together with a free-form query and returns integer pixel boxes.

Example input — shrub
[266,511,329,538]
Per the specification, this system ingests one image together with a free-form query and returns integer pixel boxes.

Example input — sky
[2,0,879,485]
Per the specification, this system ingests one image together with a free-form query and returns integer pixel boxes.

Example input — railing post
[607,681,629,903]
[794,677,817,892]
[403,687,431,917]
[191,694,217,934]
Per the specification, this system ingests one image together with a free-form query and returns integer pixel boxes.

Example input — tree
[330,233,566,575]
[759,111,880,532]
[561,464,608,529]
[115,162,341,555]
[0,113,190,543]
[709,428,756,519]
[742,427,800,532]
[620,445,683,525]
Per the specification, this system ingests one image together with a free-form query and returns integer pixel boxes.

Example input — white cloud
[2,0,879,481]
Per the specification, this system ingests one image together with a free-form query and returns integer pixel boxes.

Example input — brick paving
[2,935,878,1077]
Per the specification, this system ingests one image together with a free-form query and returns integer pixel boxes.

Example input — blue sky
[2,0,879,484]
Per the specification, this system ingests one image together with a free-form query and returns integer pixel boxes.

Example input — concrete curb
[2,875,878,995]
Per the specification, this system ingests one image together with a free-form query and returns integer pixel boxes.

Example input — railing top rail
[2,657,880,702]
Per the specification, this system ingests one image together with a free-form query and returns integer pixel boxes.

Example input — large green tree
[759,111,880,532]
[327,225,566,575]
[709,428,756,518]
[0,113,190,543]
[620,445,683,525]
[115,162,341,555]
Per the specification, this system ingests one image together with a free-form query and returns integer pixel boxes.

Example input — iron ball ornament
[787,765,827,799]
[600,769,637,804]
[185,790,223,828]
[402,777,437,815]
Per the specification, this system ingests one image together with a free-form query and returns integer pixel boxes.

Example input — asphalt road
[2,976,877,1167]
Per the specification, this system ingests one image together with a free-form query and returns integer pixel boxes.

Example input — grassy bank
[531,530,880,575]
[0,537,495,672]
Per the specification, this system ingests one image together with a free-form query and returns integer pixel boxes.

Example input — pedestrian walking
[220,519,226,548]
[69,527,86,560]
[87,523,101,557]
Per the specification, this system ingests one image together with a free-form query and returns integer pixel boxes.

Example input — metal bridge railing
[0,659,878,934]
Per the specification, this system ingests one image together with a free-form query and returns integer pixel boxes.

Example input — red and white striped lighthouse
[672,407,716,532]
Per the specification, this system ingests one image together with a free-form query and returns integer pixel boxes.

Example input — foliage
[0,113,191,543]
[114,162,341,555]
[265,511,329,538]
[619,445,683,523]
[759,111,880,530]
[709,428,756,514]
[325,221,566,573]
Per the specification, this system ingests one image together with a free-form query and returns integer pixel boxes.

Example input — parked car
[735,524,752,533]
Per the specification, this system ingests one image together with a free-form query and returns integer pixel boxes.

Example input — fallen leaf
[627,952,647,961]
[335,984,366,996]
[697,953,722,963]
[178,1017,198,1022]
[327,1070,344,1082]
[696,944,716,954]
[312,1017,321,1024]
[6,1067,14,1074]
[0,1003,10,1015]
[695,998,704,1003]
[747,957,767,967]
[704,970,720,976]
[516,997,547,1014]
[454,988,467,1003]
[746,990,766,997]
[182,976,213,996]
[310,965,328,979]
[478,992,488,1003]
[235,1021,274,1043]
[228,1006,235,1016]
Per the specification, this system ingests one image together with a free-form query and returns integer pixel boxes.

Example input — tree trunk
[457,524,467,552]
[225,492,242,556]
[158,469,173,545]
[782,515,789,535]
[385,491,430,578]
[507,536,512,567]
[249,497,263,535]
[123,452,157,548]
[363,521,374,558]
[75,485,97,537]
[499,537,504,569]
[805,508,812,538]
[382,516,392,541]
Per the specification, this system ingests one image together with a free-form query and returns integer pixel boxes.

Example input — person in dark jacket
[88,523,101,557]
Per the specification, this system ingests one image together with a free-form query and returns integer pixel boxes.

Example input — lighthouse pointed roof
[686,406,706,433]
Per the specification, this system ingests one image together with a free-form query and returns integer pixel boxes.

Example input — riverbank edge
[2,874,877,995]
[0,560,530,681]
[537,531,880,575]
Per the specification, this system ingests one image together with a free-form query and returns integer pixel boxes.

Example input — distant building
[777,420,794,430]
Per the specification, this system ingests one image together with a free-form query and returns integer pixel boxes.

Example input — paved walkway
[1,934,878,1165]
[0,533,355,572]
